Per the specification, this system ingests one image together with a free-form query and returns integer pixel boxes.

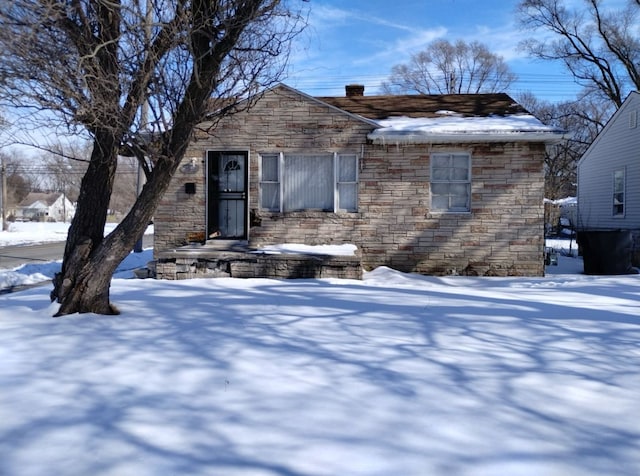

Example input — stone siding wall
[155,86,546,277]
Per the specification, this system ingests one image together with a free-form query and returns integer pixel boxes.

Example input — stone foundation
[153,248,362,280]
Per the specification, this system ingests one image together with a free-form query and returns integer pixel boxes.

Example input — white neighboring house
[16,192,75,222]
[577,91,640,272]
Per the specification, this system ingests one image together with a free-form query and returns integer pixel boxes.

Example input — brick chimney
[345,84,365,97]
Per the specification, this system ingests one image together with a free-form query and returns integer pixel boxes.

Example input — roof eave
[367,131,567,144]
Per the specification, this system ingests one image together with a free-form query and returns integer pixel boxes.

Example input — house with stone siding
[153,83,563,279]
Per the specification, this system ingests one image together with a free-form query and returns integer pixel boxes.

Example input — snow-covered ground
[1,223,639,475]
[0,221,82,247]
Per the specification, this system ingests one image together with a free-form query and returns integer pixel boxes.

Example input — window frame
[259,153,282,212]
[429,152,472,213]
[335,153,358,212]
[259,152,359,213]
[613,168,625,217]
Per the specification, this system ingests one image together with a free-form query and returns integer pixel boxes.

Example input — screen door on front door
[207,151,248,239]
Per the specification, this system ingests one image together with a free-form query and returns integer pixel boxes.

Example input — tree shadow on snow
[0,275,639,475]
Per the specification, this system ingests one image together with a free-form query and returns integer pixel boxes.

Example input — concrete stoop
[149,244,362,280]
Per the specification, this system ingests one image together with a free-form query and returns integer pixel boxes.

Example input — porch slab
[152,244,362,280]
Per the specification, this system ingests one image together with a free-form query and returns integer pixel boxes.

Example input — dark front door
[207,151,248,240]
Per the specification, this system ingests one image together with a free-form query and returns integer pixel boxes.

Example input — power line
[285,71,587,98]
[4,167,139,176]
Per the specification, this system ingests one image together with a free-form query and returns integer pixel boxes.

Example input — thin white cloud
[468,25,529,62]
[348,12,422,33]
[352,27,449,66]
[309,4,420,33]
[307,4,350,26]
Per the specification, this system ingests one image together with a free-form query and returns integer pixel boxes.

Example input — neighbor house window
[430,153,471,212]
[613,168,625,216]
[259,153,358,212]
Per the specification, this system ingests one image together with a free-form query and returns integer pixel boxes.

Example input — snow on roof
[545,196,577,206]
[368,114,565,144]
[18,192,63,208]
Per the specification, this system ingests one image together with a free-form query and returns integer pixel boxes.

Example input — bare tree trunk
[51,133,185,316]
[51,237,118,316]
[51,131,121,315]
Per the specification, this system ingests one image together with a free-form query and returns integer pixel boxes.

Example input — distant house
[15,192,75,222]
[154,83,563,279]
[577,91,640,273]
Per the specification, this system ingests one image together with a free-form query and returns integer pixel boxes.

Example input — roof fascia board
[368,131,567,144]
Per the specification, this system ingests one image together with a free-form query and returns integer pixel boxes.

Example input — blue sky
[285,0,585,101]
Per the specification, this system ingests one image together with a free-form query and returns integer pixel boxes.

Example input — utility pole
[133,161,144,252]
[133,0,152,253]
[1,159,8,231]
[62,190,66,223]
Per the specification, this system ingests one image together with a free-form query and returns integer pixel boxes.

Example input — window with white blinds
[260,153,358,212]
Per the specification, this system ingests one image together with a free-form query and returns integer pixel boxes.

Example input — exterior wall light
[180,157,200,174]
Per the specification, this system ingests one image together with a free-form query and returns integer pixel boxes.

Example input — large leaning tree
[0,0,307,316]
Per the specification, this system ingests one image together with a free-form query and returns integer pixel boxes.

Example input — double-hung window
[613,168,625,216]
[430,153,471,212]
[260,153,358,212]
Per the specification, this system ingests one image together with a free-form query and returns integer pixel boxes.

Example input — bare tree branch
[382,39,517,95]
[518,91,613,199]
[518,0,640,107]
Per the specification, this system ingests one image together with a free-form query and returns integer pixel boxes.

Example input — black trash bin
[577,230,634,275]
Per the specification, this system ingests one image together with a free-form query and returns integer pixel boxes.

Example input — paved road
[0,235,154,270]
[0,242,66,269]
